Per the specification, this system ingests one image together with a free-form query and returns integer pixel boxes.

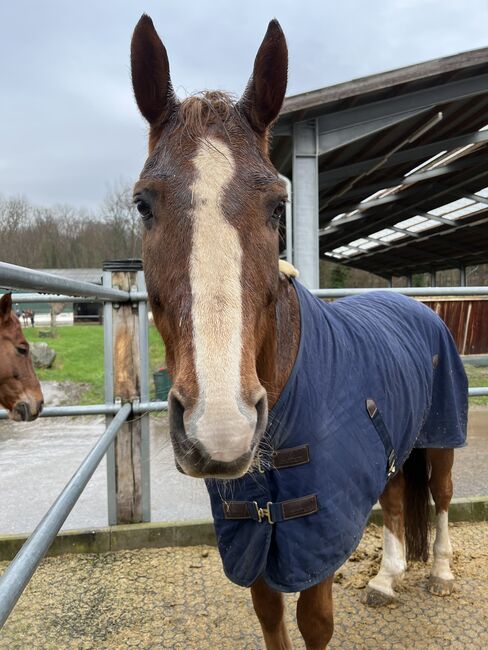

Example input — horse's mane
[177,91,245,140]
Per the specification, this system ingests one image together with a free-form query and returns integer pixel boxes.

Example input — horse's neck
[256,276,301,410]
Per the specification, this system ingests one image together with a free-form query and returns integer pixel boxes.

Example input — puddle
[0,382,209,535]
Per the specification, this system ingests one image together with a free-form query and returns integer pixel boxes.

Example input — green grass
[24,325,165,405]
[464,365,488,406]
[23,325,488,407]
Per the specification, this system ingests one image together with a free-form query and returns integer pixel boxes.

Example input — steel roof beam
[317,108,429,155]
[413,211,457,227]
[441,190,488,207]
[318,157,481,221]
[316,72,488,133]
[318,129,488,186]
[334,213,488,265]
[319,167,488,240]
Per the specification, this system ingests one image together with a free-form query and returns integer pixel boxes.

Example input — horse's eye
[270,200,286,228]
[16,346,28,357]
[135,198,153,221]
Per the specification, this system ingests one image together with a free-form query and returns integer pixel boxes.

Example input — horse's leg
[250,578,292,650]
[363,472,406,606]
[296,575,334,650]
[427,448,455,596]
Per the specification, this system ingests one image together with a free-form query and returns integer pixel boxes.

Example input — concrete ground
[0,383,486,535]
[1,522,487,649]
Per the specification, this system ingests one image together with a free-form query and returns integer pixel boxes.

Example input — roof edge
[280,47,488,118]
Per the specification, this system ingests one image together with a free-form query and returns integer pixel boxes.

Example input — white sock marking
[431,510,454,581]
[368,525,406,597]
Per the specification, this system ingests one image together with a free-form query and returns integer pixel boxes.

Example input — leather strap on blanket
[272,444,310,469]
[366,399,397,477]
[256,444,310,473]
[223,494,318,524]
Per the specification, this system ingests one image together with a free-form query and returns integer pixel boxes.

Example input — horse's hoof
[428,576,454,596]
[361,586,396,607]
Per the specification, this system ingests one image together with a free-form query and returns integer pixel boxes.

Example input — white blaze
[188,138,256,462]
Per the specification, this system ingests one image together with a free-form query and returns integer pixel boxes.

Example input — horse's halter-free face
[131,16,288,479]
[0,294,44,421]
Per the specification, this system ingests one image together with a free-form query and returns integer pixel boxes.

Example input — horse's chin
[174,453,254,480]
[7,409,23,422]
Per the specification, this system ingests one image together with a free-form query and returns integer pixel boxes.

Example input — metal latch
[253,501,274,524]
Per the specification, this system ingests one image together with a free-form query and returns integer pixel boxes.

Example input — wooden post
[104,259,147,524]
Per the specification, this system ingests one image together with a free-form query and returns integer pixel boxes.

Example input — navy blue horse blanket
[205,279,468,593]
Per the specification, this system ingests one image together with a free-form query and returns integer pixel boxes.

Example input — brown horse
[0,293,43,421]
[131,16,462,648]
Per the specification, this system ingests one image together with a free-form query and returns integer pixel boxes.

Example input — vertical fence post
[137,269,151,522]
[103,270,117,525]
[103,259,149,524]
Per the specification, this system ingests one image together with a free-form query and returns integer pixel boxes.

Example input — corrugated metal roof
[271,48,488,277]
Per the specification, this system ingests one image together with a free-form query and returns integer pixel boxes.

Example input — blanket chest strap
[223,494,318,524]
[272,444,310,469]
[366,398,397,477]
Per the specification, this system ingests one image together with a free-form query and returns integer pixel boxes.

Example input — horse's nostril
[38,400,44,414]
[255,395,268,434]
[14,402,29,422]
[168,390,186,437]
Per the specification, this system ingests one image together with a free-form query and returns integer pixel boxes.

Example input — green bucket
[153,369,172,401]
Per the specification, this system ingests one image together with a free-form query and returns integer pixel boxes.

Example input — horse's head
[131,15,288,478]
[0,294,44,421]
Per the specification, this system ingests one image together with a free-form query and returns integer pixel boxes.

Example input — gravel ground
[1,522,487,649]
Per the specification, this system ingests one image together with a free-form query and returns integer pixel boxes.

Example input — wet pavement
[0,382,487,535]
[1,522,487,649]
[0,383,209,535]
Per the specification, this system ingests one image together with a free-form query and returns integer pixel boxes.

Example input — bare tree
[0,184,142,269]
[102,181,141,260]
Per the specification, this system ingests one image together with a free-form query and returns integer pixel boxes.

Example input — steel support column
[460,265,466,287]
[293,119,319,289]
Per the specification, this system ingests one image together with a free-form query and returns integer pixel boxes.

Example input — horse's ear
[0,293,12,323]
[131,14,178,126]
[238,20,288,134]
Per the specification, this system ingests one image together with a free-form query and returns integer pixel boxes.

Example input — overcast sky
[1,0,487,210]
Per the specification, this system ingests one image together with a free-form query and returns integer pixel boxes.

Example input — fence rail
[0,403,131,627]
[0,261,130,302]
[0,259,487,630]
[313,286,488,298]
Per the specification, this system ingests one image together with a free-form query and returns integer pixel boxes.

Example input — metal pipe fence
[0,403,131,627]
[0,258,487,629]
[313,286,488,298]
[1,262,130,302]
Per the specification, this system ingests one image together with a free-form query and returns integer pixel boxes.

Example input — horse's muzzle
[168,391,266,478]
[12,399,44,422]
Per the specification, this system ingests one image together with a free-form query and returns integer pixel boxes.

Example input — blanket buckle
[253,501,274,524]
